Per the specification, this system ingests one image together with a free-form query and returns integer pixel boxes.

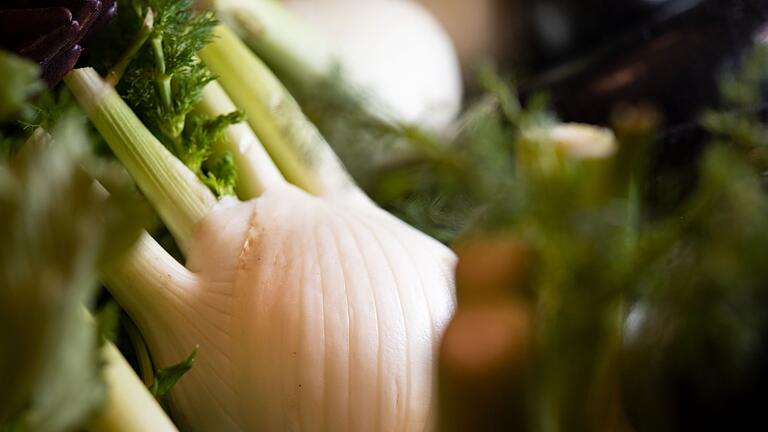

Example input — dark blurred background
[423,0,768,212]
[422,0,768,124]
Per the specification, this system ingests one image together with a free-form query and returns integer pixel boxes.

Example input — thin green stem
[66,68,216,251]
[200,0,399,125]
[200,25,364,202]
[106,8,155,86]
[150,35,185,144]
[198,81,286,199]
[151,36,173,113]
[99,233,198,420]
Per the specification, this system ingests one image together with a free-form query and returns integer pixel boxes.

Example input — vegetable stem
[87,342,178,432]
[123,317,156,388]
[66,68,216,251]
[200,25,364,201]
[198,81,286,198]
[199,0,415,126]
[101,232,199,343]
[151,36,173,113]
[150,34,185,144]
[198,0,332,91]
[106,8,155,86]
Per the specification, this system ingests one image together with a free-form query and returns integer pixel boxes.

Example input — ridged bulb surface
[139,184,457,431]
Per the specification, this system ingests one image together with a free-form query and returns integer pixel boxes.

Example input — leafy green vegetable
[0,112,147,431]
[0,51,44,159]
[0,50,43,123]
[89,0,242,197]
[621,145,768,431]
[701,45,768,172]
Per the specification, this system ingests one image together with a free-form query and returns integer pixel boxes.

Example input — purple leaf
[81,0,115,44]
[19,21,80,63]
[0,7,73,51]
[0,0,117,85]
[42,44,83,86]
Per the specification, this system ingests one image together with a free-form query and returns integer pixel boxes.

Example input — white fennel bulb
[67,23,457,431]
[203,0,463,129]
[283,0,463,128]
[149,184,454,431]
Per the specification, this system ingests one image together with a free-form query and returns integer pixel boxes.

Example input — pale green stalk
[198,0,398,126]
[101,233,197,339]
[197,0,332,91]
[123,318,156,388]
[98,233,198,432]
[65,68,217,251]
[198,81,286,199]
[199,25,365,201]
[88,342,178,432]
[19,127,175,431]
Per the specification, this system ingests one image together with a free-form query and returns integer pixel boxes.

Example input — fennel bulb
[282,0,462,128]
[139,183,456,431]
[67,22,457,428]
[206,0,463,129]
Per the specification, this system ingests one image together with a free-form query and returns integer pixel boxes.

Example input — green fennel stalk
[197,81,285,198]
[197,0,333,93]
[89,339,179,432]
[65,68,216,250]
[199,24,363,200]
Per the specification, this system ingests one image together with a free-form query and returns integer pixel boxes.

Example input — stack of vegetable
[2,1,768,431]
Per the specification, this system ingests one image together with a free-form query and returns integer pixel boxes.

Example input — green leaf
[0,113,146,431]
[150,347,198,398]
[701,45,768,171]
[89,0,240,197]
[202,152,238,197]
[0,50,45,160]
[0,50,43,122]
